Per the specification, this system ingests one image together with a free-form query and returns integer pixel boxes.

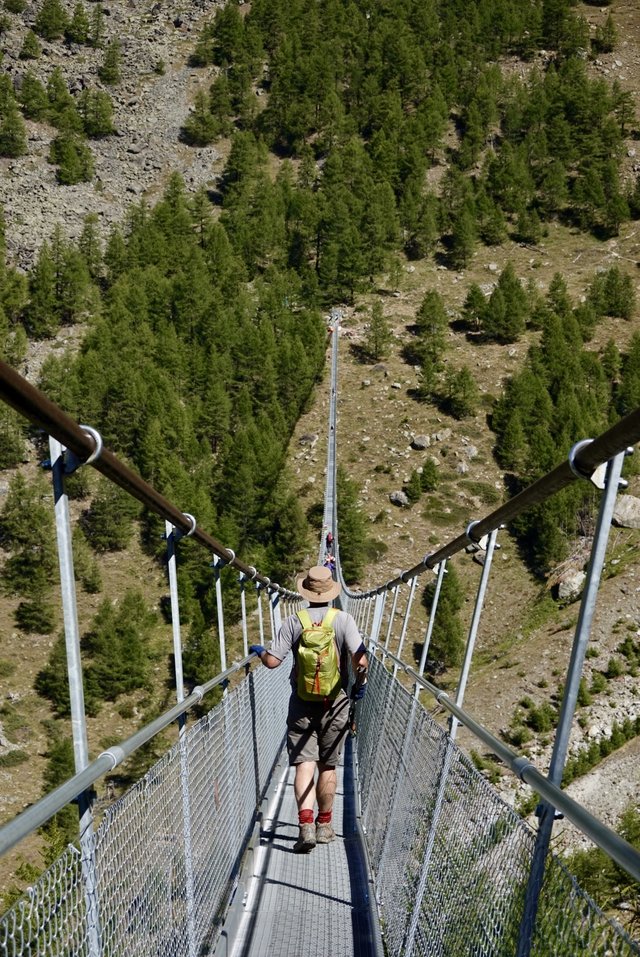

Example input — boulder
[411,434,430,450]
[389,490,410,508]
[612,495,640,529]
[557,570,586,603]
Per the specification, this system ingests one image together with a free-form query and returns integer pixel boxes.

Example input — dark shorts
[286,691,350,767]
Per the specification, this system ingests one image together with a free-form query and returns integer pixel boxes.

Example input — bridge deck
[227,738,382,957]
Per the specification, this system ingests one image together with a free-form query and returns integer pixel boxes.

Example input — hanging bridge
[1,320,640,957]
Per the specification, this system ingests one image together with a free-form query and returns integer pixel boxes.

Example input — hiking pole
[349,698,357,736]
[349,665,367,735]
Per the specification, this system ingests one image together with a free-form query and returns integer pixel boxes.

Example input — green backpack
[295,608,341,701]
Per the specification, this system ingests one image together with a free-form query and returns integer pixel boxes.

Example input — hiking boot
[293,823,316,853]
[315,822,336,844]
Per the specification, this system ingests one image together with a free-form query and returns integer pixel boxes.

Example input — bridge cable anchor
[210,547,235,571]
[62,424,103,474]
[172,512,196,543]
[568,438,608,490]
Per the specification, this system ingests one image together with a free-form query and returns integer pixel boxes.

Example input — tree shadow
[349,342,373,364]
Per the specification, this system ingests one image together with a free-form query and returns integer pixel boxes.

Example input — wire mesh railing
[355,655,640,957]
[0,663,291,957]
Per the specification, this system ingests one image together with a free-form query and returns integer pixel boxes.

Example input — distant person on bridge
[250,565,367,853]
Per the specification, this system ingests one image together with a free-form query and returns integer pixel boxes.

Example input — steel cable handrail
[0,360,298,598]
[342,404,640,596]
[0,654,256,858]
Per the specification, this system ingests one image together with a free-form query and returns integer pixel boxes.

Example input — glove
[249,644,266,658]
[351,682,366,701]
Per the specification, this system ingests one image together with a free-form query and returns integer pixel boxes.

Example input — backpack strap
[322,608,338,628]
[296,608,312,630]
[296,607,338,631]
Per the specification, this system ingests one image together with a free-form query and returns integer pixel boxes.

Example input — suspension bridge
[0,318,639,957]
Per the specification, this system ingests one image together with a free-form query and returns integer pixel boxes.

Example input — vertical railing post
[450,526,499,741]
[402,736,456,957]
[369,590,387,647]
[49,434,101,957]
[415,561,446,700]
[164,517,197,957]
[256,581,265,644]
[383,584,400,663]
[393,576,417,680]
[165,514,196,715]
[516,448,628,957]
[362,594,374,639]
[239,573,249,658]
[270,586,282,637]
[212,552,232,675]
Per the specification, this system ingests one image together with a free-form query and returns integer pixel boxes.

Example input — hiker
[325,531,333,550]
[323,553,335,571]
[250,565,367,853]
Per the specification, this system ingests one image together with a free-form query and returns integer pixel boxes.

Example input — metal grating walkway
[227,738,383,957]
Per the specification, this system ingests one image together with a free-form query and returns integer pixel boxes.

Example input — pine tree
[0,101,27,158]
[443,365,479,419]
[494,262,528,341]
[72,526,102,594]
[450,206,476,269]
[182,605,217,686]
[336,466,367,584]
[0,404,25,468]
[19,29,41,59]
[547,272,572,317]
[104,225,128,282]
[35,634,74,716]
[18,71,48,120]
[47,68,82,131]
[416,289,448,396]
[98,39,121,84]
[49,130,94,184]
[34,0,68,40]
[0,474,56,600]
[78,88,115,138]
[88,3,103,48]
[601,338,620,385]
[593,13,617,54]
[84,591,155,703]
[26,241,59,337]
[65,2,89,44]
[404,470,423,505]
[80,479,140,552]
[181,91,218,146]
[364,301,392,360]
[461,283,486,332]
[496,410,527,471]
[78,213,102,279]
[421,561,465,670]
[208,75,233,135]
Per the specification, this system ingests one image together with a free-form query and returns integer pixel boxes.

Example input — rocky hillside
[0,0,225,270]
